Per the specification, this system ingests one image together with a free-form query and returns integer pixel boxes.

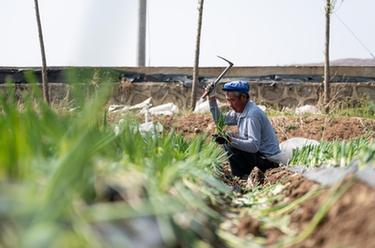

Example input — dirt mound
[122,112,375,247]
[292,180,375,248]
[247,167,265,187]
[161,113,375,141]
[265,167,318,200]
[236,213,284,245]
[272,116,375,141]
[236,214,263,237]
[157,113,215,139]
[223,166,375,247]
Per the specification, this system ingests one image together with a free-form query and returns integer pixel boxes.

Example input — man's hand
[212,134,230,145]
[204,83,216,98]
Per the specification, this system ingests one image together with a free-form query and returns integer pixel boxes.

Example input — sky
[0,0,374,67]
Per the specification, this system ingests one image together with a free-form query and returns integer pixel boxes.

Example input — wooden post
[191,0,204,110]
[34,0,49,104]
[323,0,331,107]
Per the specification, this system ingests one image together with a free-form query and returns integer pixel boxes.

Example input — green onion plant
[0,70,230,247]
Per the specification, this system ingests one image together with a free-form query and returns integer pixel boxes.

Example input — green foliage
[358,142,375,166]
[333,101,375,119]
[64,67,120,84]
[289,138,372,168]
[215,112,231,144]
[0,71,229,247]
[216,112,227,135]
[258,100,375,119]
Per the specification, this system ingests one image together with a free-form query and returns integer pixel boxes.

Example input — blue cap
[223,80,249,93]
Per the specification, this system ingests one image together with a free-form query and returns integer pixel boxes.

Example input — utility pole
[34,0,50,104]
[191,0,204,110]
[323,0,331,107]
[137,0,147,66]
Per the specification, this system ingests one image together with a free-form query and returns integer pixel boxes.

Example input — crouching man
[206,80,283,178]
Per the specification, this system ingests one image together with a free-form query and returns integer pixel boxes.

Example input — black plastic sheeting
[1,68,375,86]
[0,68,65,84]
[119,72,375,86]
[290,163,375,188]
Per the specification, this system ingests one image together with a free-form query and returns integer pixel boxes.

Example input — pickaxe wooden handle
[201,56,234,99]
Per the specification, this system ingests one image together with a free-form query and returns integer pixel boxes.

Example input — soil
[231,167,375,248]
[271,116,375,142]
[158,113,375,141]
[292,180,375,248]
[265,167,318,200]
[156,113,215,139]
[114,111,375,247]
[247,167,265,187]
[236,215,263,238]
[158,112,375,248]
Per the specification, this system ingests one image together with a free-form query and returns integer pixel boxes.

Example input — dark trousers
[223,144,279,177]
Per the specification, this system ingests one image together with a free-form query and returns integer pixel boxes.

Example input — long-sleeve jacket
[209,99,280,157]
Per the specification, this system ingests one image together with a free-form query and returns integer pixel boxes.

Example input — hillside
[303,58,375,66]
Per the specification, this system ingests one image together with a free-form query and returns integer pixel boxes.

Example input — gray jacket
[209,99,280,157]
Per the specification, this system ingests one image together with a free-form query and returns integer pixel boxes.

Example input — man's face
[225,91,247,113]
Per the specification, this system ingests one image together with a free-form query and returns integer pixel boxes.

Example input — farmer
[206,80,283,177]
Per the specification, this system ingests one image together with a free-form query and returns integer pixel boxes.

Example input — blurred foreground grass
[0,71,229,247]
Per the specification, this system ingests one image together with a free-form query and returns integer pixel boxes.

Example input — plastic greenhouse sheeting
[277,137,320,165]
[290,164,375,188]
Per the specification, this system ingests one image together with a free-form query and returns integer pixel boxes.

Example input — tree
[323,0,332,107]
[34,0,50,104]
[190,0,204,110]
[323,0,344,109]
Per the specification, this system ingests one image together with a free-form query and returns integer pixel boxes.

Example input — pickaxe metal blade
[201,55,234,99]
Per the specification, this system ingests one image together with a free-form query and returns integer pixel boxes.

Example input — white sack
[275,137,320,165]
[295,105,320,115]
[193,99,221,113]
[141,103,179,116]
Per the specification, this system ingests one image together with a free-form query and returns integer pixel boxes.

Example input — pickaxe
[201,56,234,99]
